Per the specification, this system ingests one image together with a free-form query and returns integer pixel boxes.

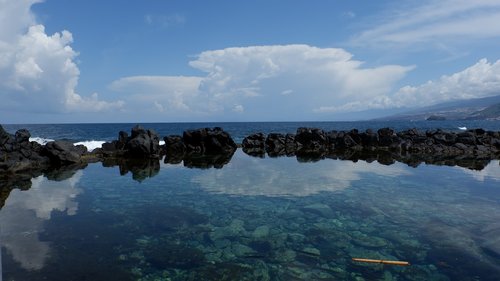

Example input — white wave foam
[74,140,106,152]
[29,137,55,145]
[30,138,163,152]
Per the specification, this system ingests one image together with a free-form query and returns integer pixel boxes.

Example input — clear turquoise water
[1,150,499,280]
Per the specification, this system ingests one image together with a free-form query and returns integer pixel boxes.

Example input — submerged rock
[351,231,388,249]
[302,203,334,218]
[252,225,270,239]
[145,243,205,269]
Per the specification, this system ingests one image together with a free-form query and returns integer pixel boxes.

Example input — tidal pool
[1,150,500,280]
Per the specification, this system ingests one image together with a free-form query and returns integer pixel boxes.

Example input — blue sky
[1,0,500,123]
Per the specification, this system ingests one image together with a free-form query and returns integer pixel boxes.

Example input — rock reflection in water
[99,151,235,182]
[244,148,496,170]
[0,172,82,270]
[102,158,160,182]
[0,163,87,209]
[164,150,235,170]
[460,160,500,181]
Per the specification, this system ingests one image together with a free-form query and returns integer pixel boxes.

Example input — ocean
[4,119,500,148]
[1,121,500,280]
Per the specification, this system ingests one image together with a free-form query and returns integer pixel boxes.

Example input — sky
[1,0,500,123]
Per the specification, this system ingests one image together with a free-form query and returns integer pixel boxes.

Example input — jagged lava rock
[242,133,266,156]
[125,125,160,158]
[183,127,236,154]
[44,140,86,165]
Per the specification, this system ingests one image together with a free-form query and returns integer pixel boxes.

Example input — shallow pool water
[1,150,500,280]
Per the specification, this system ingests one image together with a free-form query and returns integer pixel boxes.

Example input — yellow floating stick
[352,258,410,266]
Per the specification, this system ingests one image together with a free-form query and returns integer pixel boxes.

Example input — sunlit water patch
[1,152,500,280]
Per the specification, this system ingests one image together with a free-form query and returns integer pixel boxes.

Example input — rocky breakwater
[0,125,90,173]
[242,127,500,169]
[96,125,161,181]
[163,127,237,169]
[96,126,237,176]
[0,124,90,207]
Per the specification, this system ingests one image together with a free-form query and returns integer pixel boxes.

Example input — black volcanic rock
[0,125,51,173]
[242,133,266,150]
[0,125,10,146]
[44,140,86,165]
[457,132,477,145]
[163,135,186,163]
[99,125,160,158]
[15,129,30,143]
[265,133,286,157]
[162,128,237,167]
[240,126,500,169]
[183,127,236,154]
[125,126,160,158]
[360,129,380,148]
[242,133,266,157]
[295,127,329,153]
[378,127,401,148]
[285,133,297,155]
[163,135,186,155]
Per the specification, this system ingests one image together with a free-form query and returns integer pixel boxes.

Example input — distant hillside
[376,95,500,121]
[468,103,500,120]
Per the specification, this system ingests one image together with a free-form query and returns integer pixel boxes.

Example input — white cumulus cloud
[111,44,413,120]
[390,58,500,108]
[109,76,202,114]
[0,0,123,114]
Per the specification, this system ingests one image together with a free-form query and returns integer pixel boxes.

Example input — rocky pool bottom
[1,151,500,281]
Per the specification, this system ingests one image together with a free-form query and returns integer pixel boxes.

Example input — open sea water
[1,121,500,280]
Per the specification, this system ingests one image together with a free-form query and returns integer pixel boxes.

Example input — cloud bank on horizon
[110,45,414,120]
[1,0,500,122]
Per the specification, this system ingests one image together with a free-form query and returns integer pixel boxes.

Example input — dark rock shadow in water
[163,151,235,169]
[244,148,494,170]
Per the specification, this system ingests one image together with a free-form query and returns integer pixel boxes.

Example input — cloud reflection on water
[192,151,411,197]
[0,171,83,270]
